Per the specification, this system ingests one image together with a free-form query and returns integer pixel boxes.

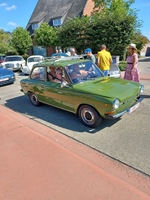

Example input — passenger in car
[69,71,81,83]
[73,64,88,79]
[48,67,62,83]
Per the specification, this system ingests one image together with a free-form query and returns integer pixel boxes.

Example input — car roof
[28,55,44,58]
[33,57,89,69]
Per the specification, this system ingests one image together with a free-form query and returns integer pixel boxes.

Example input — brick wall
[83,0,94,16]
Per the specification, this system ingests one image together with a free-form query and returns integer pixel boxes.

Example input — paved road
[0,57,150,176]
[1,105,150,200]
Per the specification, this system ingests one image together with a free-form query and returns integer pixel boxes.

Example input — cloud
[7,22,18,27]
[0,3,7,7]
[6,5,17,11]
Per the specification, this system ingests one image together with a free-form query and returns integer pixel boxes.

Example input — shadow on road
[4,95,120,134]
[138,57,150,62]
[142,94,150,99]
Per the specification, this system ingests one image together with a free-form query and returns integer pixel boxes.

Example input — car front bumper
[105,96,143,119]
[0,77,15,86]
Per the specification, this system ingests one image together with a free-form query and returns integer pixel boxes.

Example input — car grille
[5,63,14,68]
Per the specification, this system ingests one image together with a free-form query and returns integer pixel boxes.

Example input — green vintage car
[20,58,144,128]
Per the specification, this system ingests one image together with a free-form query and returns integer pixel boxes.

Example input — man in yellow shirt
[97,44,112,76]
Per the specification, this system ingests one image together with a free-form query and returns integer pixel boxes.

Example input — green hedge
[118,61,127,71]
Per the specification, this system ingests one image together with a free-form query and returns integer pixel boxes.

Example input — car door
[30,66,75,112]
[43,79,75,112]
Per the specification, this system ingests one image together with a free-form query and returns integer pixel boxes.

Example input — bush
[119,61,127,71]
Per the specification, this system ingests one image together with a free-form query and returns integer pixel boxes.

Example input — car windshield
[5,56,22,61]
[28,57,43,63]
[65,61,104,84]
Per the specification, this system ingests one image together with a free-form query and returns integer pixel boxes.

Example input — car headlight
[139,85,144,93]
[112,99,120,109]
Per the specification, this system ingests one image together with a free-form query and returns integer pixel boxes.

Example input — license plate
[128,103,139,113]
[0,78,9,82]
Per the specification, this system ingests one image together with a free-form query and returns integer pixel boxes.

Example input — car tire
[29,92,40,106]
[78,105,102,128]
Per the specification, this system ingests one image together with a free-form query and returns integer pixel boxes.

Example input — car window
[28,57,43,63]
[5,56,23,61]
[31,67,45,81]
[47,66,63,83]
[65,61,104,84]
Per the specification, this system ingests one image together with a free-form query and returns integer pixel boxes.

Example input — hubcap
[81,108,95,125]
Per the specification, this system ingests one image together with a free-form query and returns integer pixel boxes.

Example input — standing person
[124,44,140,82]
[70,47,77,56]
[85,48,96,64]
[97,44,112,76]
[58,49,62,53]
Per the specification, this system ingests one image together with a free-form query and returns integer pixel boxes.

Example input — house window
[32,23,39,30]
[53,18,62,27]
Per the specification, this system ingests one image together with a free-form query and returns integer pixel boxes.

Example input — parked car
[0,65,15,86]
[22,55,44,75]
[108,56,121,78]
[20,58,143,128]
[1,55,26,71]
[109,63,121,78]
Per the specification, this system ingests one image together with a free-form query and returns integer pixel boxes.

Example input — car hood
[0,68,14,76]
[3,61,23,64]
[73,77,140,102]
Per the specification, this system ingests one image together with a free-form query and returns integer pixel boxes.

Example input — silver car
[109,56,121,78]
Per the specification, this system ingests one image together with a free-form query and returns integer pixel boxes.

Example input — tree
[58,16,90,53]
[11,27,32,55]
[34,22,59,47]
[57,0,142,58]
[131,32,149,51]
[0,29,12,54]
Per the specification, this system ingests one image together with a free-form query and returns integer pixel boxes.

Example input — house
[140,41,150,57]
[26,0,95,56]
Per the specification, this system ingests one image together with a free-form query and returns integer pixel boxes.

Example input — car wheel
[29,92,40,106]
[78,105,102,128]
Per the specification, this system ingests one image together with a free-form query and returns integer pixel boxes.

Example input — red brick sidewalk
[0,105,150,200]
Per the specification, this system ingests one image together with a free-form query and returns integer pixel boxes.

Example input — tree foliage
[11,27,32,55]
[58,16,90,53]
[131,32,149,51]
[57,0,142,59]
[0,29,12,54]
[86,14,136,57]
[34,22,58,47]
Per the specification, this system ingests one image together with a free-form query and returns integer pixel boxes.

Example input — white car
[22,55,44,75]
[109,63,121,78]
[2,55,26,71]
[108,56,121,78]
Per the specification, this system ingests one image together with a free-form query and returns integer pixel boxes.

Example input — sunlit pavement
[121,71,150,80]
[0,105,150,200]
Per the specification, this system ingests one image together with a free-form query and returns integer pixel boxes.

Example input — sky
[0,0,150,40]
